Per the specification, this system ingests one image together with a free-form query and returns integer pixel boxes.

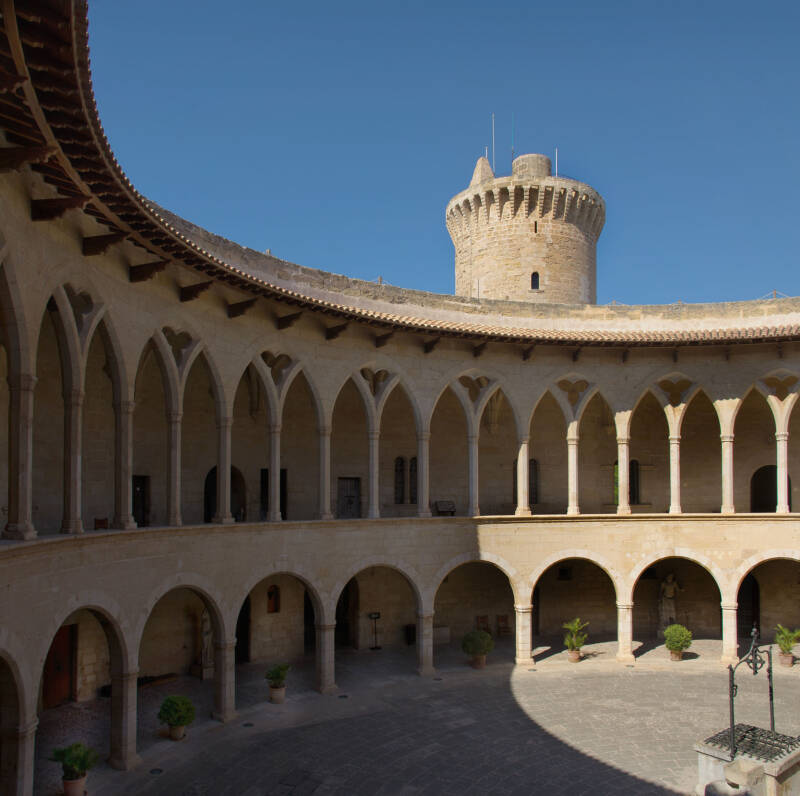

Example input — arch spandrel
[526,551,623,605]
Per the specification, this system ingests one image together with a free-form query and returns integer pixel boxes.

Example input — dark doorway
[750,465,792,512]
[235,596,251,664]
[337,477,361,519]
[304,590,316,653]
[204,466,247,522]
[132,474,150,527]
[42,625,76,709]
[335,578,359,647]
[737,574,760,641]
[260,468,288,520]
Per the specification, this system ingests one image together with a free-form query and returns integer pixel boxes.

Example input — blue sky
[87,2,800,305]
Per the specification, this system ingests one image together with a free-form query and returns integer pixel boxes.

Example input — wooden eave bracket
[621,349,629,363]
[374,331,394,348]
[325,322,348,341]
[179,281,213,302]
[572,347,581,362]
[424,336,441,354]
[83,232,127,256]
[129,261,168,283]
[0,144,55,172]
[522,345,535,361]
[276,311,302,330]
[31,195,89,220]
[227,298,257,319]
[472,341,487,358]
[672,348,679,363]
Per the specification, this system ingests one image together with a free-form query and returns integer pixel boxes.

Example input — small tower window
[530,272,540,290]
[409,457,417,504]
[394,457,406,504]
[267,585,281,613]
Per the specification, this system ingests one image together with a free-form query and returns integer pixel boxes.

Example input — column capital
[467,433,479,444]
[320,426,332,438]
[775,431,789,442]
[616,602,634,610]
[216,416,233,431]
[720,433,734,444]
[65,388,84,406]
[416,612,435,621]
[513,604,533,614]
[567,433,579,444]
[269,423,282,435]
[113,668,140,682]
[720,603,738,611]
[213,640,237,653]
[616,436,630,445]
[417,431,431,442]
[368,430,380,442]
[9,372,37,392]
[669,435,681,444]
[114,399,136,414]
[315,623,336,632]
[167,411,183,424]
[1,718,38,741]
[517,435,530,445]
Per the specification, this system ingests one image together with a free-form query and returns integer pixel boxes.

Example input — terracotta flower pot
[62,774,87,796]
[669,649,683,661]
[169,724,186,741]
[567,649,581,663]
[779,651,794,667]
[471,654,486,669]
[269,685,286,703]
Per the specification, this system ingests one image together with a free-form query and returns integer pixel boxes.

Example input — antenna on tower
[511,111,515,164]
[555,146,559,177]
[491,113,495,172]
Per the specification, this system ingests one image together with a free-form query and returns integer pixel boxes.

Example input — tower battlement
[446,154,605,304]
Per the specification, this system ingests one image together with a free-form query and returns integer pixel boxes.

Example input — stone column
[616,603,635,663]
[515,438,531,516]
[567,432,580,515]
[668,435,682,514]
[468,432,479,516]
[514,604,533,664]
[112,400,137,530]
[4,374,36,539]
[368,430,380,519]
[417,431,431,517]
[166,411,182,526]
[416,612,435,676]
[0,718,36,796]
[212,641,237,722]
[315,623,337,694]
[776,431,790,514]
[109,669,140,770]
[319,428,333,520]
[616,436,631,515]
[720,434,735,514]
[269,424,282,521]
[213,416,234,524]
[721,603,738,664]
[61,389,84,533]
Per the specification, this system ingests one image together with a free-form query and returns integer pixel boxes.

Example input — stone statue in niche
[658,573,683,636]
[191,608,215,680]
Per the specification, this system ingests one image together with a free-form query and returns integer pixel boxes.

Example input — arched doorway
[737,573,760,644]
[578,393,617,514]
[478,389,517,515]
[433,562,515,668]
[751,465,791,512]
[529,392,567,513]
[204,466,247,523]
[632,558,721,661]
[429,387,469,515]
[531,558,616,661]
[0,655,22,795]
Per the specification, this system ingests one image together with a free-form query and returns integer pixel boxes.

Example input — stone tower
[446,153,605,304]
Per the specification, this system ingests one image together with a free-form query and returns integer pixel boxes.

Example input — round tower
[446,153,605,304]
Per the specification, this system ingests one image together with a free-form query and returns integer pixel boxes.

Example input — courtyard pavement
[35,639,800,795]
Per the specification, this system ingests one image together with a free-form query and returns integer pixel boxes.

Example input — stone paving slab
[35,642,800,795]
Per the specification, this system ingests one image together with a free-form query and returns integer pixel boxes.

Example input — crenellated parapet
[446,154,605,305]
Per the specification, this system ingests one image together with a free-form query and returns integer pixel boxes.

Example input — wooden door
[42,625,75,709]
[132,475,150,527]
[337,477,361,519]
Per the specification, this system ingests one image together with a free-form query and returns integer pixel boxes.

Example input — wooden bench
[434,500,456,516]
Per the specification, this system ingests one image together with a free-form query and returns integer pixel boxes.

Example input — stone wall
[247,575,306,664]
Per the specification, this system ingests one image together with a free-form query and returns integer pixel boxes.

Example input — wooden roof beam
[129,261,168,283]
[572,347,581,362]
[0,145,54,172]
[472,341,487,358]
[522,345,535,361]
[276,311,302,330]
[31,195,88,220]
[83,231,126,256]
[0,73,27,93]
[179,280,213,302]
[227,298,257,319]
[325,322,348,341]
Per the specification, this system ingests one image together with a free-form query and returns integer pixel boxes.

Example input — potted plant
[461,629,494,668]
[774,624,800,667]
[266,663,290,703]
[50,742,99,796]
[563,617,589,662]
[157,694,196,740]
[664,623,692,660]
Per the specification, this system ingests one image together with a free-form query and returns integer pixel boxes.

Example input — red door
[42,625,75,709]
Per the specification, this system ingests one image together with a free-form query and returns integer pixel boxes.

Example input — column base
[777,505,790,514]
[268,512,282,523]
[567,506,580,516]
[2,523,36,540]
[417,665,436,677]
[112,516,137,530]
[319,512,333,521]
[616,653,635,664]
[212,515,235,525]
[367,510,380,520]
[318,683,338,695]
[515,656,534,666]
[720,654,739,666]
[418,509,432,518]
[668,505,682,514]
[616,506,632,516]
[60,520,84,534]
[211,709,237,724]
[721,506,735,515]
[514,507,532,517]
[108,753,142,771]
